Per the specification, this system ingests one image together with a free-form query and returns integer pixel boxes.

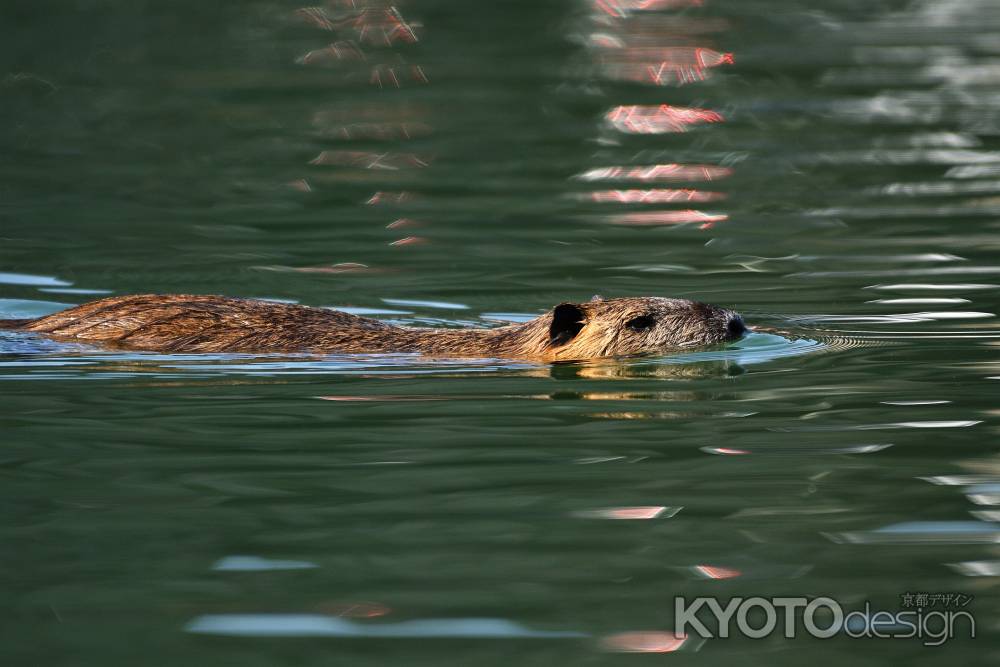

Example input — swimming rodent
[0,294,746,361]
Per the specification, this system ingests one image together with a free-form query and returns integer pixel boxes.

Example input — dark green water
[3,0,1000,664]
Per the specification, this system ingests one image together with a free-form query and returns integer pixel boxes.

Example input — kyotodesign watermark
[673,594,975,646]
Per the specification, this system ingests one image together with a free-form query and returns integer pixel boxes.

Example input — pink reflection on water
[318,395,444,402]
[291,2,430,248]
[607,210,728,225]
[370,63,428,88]
[588,188,725,204]
[693,564,742,579]
[297,41,366,66]
[312,108,432,134]
[386,217,420,229]
[310,150,429,169]
[704,446,751,455]
[328,122,432,142]
[366,191,419,205]
[593,0,703,18]
[389,236,427,246]
[295,6,336,31]
[606,104,724,134]
[295,6,420,45]
[576,164,733,182]
[346,8,420,46]
[601,631,688,653]
[601,47,734,86]
[291,262,375,274]
[575,506,674,519]
[590,19,729,48]
[578,0,735,227]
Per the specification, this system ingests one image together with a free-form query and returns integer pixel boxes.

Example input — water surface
[3,0,999,664]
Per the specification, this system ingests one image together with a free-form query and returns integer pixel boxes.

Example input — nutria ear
[549,303,587,347]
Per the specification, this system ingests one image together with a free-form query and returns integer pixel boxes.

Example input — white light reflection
[186,615,586,638]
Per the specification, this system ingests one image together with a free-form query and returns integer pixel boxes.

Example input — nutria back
[2,294,746,360]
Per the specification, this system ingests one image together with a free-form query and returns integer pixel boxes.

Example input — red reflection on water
[310,150,429,169]
[606,104,723,134]
[694,565,742,580]
[607,210,728,225]
[589,189,725,204]
[577,164,733,182]
[602,631,688,653]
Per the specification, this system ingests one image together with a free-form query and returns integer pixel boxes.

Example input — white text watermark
[673,596,975,646]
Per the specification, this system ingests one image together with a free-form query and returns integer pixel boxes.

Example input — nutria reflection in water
[0,294,746,361]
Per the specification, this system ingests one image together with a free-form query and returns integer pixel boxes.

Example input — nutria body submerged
[0,294,746,361]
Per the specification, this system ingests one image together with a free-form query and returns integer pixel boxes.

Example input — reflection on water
[570,0,735,231]
[186,614,586,638]
[3,0,1000,663]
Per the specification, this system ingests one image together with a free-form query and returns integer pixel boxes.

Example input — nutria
[0,294,746,361]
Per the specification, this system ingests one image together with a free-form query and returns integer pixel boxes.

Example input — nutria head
[544,296,745,360]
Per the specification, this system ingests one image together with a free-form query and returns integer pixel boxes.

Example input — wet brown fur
[0,294,745,361]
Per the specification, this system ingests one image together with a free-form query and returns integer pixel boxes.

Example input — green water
[3,0,999,664]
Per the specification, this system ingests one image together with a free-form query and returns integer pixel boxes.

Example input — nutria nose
[726,314,747,340]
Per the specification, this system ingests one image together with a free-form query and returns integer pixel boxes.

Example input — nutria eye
[626,315,655,332]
